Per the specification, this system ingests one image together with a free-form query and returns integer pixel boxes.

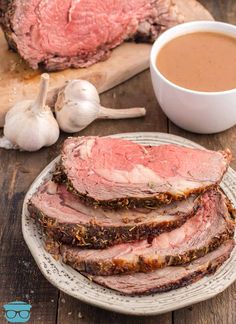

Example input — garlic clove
[56,100,99,133]
[54,78,146,134]
[2,73,60,152]
[4,106,59,151]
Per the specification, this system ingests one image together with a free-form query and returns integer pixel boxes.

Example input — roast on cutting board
[0,0,213,127]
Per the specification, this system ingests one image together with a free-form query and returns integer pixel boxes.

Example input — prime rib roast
[0,0,182,71]
[28,136,235,295]
[53,136,231,208]
[60,189,235,275]
[85,240,235,295]
[0,0,211,71]
[29,180,202,249]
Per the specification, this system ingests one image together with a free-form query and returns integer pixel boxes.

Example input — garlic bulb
[0,73,59,151]
[55,79,146,133]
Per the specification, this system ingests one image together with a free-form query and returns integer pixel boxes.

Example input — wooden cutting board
[0,0,213,127]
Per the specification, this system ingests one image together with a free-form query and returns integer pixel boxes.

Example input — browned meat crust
[59,188,235,275]
[28,200,198,249]
[0,1,17,51]
[84,240,234,295]
[60,227,235,275]
[52,163,224,209]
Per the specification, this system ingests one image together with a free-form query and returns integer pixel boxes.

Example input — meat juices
[156,32,236,92]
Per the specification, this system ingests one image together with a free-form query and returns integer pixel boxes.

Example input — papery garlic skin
[0,136,18,150]
[56,100,99,133]
[1,73,60,152]
[4,101,59,151]
[64,79,100,103]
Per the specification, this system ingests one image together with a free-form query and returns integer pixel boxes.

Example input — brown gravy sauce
[156,32,236,92]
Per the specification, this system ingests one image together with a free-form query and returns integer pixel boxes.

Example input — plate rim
[22,132,236,316]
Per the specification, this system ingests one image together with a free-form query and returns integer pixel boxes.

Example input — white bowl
[150,21,236,134]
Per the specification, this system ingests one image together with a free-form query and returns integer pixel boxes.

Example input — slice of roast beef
[61,189,235,275]
[0,0,183,71]
[84,240,234,295]
[28,180,200,248]
[54,136,231,209]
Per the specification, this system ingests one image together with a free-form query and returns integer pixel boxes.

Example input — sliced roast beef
[85,240,234,295]
[0,0,183,71]
[28,180,200,248]
[54,136,231,209]
[61,189,235,275]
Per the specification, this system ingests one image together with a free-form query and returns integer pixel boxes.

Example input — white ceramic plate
[22,132,236,316]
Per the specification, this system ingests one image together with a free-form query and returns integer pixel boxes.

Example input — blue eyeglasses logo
[3,301,32,323]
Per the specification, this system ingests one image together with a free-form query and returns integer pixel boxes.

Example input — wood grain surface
[0,0,213,127]
[0,1,235,324]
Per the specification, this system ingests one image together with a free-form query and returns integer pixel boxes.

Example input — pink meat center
[13,0,152,61]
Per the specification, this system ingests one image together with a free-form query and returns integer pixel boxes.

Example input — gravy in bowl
[156,32,236,92]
